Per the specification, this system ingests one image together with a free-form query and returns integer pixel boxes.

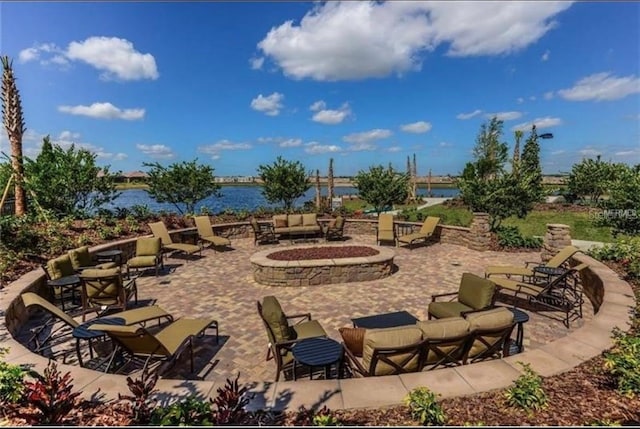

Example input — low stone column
[541,223,572,262]
[468,212,491,251]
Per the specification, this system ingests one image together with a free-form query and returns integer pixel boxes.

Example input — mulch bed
[267,245,379,261]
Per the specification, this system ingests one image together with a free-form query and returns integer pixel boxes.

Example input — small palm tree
[1,56,27,216]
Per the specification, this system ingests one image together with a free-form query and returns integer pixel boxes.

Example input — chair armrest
[460,305,496,317]
[524,261,544,268]
[430,292,459,302]
[286,313,312,324]
[342,344,368,377]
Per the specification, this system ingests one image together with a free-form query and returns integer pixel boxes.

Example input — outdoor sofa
[272,213,322,240]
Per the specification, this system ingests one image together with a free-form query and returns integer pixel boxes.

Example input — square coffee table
[351,310,419,329]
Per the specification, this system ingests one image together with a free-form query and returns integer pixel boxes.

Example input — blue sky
[1,1,639,177]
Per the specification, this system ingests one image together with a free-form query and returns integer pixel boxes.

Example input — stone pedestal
[468,212,491,251]
[541,223,572,262]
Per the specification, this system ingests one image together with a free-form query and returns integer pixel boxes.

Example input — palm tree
[1,56,26,216]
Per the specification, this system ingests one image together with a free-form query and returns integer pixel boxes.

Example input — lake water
[108,186,460,214]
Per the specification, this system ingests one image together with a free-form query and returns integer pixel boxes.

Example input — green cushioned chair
[428,273,497,319]
[68,246,117,272]
[127,237,163,277]
[484,245,580,280]
[464,307,515,363]
[325,216,345,241]
[397,216,440,249]
[376,213,397,246]
[43,254,80,309]
[416,317,472,370]
[79,268,138,321]
[256,295,327,381]
[193,216,231,250]
[149,221,201,259]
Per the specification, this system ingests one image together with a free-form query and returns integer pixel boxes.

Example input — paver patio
[16,234,593,382]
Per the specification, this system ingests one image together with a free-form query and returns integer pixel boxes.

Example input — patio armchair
[428,273,497,319]
[89,316,218,374]
[257,295,327,381]
[464,307,516,363]
[148,221,201,259]
[249,217,277,245]
[79,268,138,321]
[43,254,81,310]
[492,263,588,328]
[324,215,345,241]
[375,213,397,246]
[68,246,117,272]
[416,317,472,370]
[484,245,580,281]
[193,215,231,250]
[397,216,440,249]
[126,237,163,277]
[21,292,172,363]
[343,325,426,377]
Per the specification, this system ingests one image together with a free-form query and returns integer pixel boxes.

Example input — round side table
[292,337,343,380]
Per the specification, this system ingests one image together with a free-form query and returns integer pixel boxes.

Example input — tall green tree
[144,159,221,215]
[1,56,27,216]
[24,136,120,217]
[473,117,508,181]
[257,156,311,212]
[353,164,409,216]
[566,155,619,204]
[519,125,545,209]
[598,164,640,236]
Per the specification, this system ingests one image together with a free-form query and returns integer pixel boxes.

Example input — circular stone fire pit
[250,244,395,287]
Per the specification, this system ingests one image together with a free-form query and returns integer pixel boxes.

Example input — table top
[48,274,81,287]
[352,310,419,329]
[507,307,530,324]
[533,265,567,276]
[96,249,123,257]
[292,337,343,367]
[72,316,126,339]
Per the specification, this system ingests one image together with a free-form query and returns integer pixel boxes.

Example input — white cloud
[543,91,554,100]
[250,92,284,116]
[614,150,639,157]
[256,2,572,81]
[311,102,351,124]
[66,37,158,80]
[529,96,537,101]
[557,72,640,101]
[456,109,483,120]
[516,97,525,104]
[541,50,550,61]
[250,56,264,70]
[439,141,453,147]
[512,116,563,131]
[484,111,522,121]
[58,102,145,120]
[18,47,40,63]
[387,146,402,152]
[198,139,252,159]
[551,150,565,155]
[348,142,377,151]
[136,144,174,159]
[579,148,601,157]
[279,138,302,148]
[400,121,432,133]
[343,128,392,144]
[304,142,342,154]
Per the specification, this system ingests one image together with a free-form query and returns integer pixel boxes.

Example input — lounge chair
[148,221,201,259]
[397,216,440,249]
[324,216,345,241]
[257,296,327,381]
[193,215,232,250]
[89,316,218,374]
[249,218,277,245]
[428,273,497,319]
[376,213,397,246]
[343,325,426,377]
[126,237,163,277]
[21,292,172,364]
[68,246,117,271]
[492,263,588,328]
[484,245,580,280]
[79,268,138,321]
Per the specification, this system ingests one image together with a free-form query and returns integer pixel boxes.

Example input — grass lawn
[502,211,616,242]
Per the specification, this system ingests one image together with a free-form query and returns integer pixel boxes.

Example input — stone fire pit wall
[250,245,395,287]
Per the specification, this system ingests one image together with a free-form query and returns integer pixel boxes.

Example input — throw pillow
[328,219,337,229]
[339,327,366,357]
[275,218,287,228]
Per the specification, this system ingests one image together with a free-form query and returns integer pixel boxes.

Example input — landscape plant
[403,387,446,425]
[0,348,28,404]
[353,164,409,216]
[118,366,159,424]
[151,395,213,426]
[603,328,640,397]
[257,156,311,212]
[596,163,640,236]
[566,155,622,205]
[504,362,548,412]
[496,225,543,249]
[144,159,222,215]
[23,360,81,425]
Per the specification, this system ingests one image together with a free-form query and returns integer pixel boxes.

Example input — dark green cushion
[428,301,473,319]
[47,255,75,279]
[128,256,158,268]
[136,237,161,257]
[68,246,92,269]
[458,273,496,310]
[261,296,292,343]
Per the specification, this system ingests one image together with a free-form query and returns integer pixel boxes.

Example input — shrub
[0,348,27,404]
[24,360,81,424]
[131,204,153,221]
[404,387,446,425]
[291,405,340,426]
[504,362,547,412]
[603,328,640,397]
[589,237,640,278]
[119,367,159,424]
[496,225,543,249]
[151,396,212,426]
[211,374,249,425]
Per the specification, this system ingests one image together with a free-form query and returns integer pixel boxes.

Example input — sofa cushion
[362,326,423,376]
[287,214,303,227]
[273,215,288,228]
[428,301,473,319]
[465,307,514,331]
[302,213,317,226]
[80,267,121,279]
[136,237,161,257]
[68,247,92,270]
[47,255,76,279]
[458,273,496,310]
[339,327,366,357]
[261,296,292,343]
[128,256,158,268]
[416,317,470,340]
